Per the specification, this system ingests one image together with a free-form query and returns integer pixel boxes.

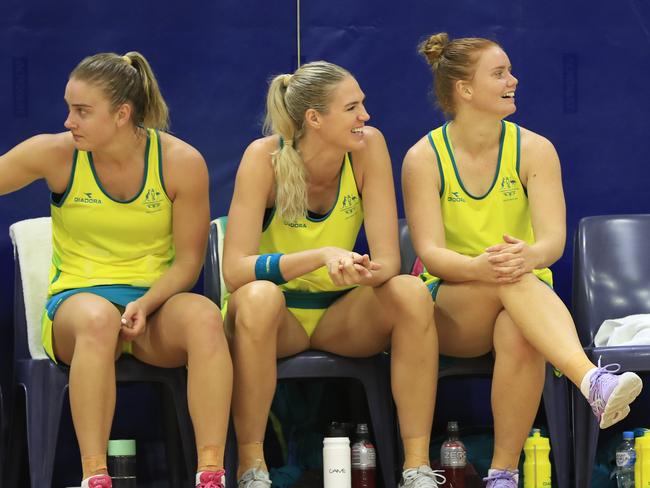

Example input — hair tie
[284,139,294,147]
[122,55,132,66]
[282,74,292,87]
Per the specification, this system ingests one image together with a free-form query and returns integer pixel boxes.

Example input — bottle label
[351,442,376,468]
[616,451,636,467]
[441,448,466,467]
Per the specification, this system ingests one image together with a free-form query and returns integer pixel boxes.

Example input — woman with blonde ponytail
[223,60,439,488]
[403,33,641,487]
[0,52,232,488]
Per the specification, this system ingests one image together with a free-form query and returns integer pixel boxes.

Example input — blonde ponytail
[263,61,350,222]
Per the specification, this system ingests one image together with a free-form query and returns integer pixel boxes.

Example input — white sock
[580,367,599,398]
[488,469,519,483]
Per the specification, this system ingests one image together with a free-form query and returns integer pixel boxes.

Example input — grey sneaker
[238,467,272,488]
[399,465,446,487]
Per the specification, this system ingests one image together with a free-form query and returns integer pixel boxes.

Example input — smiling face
[63,77,129,151]
[309,75,370,151]
[461,45,518,117]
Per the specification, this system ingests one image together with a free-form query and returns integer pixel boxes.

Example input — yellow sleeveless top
[48,128,174,296]
[421,120,553,287]
[259,154,364,306]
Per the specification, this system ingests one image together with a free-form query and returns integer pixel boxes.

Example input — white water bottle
[323,422,351,488]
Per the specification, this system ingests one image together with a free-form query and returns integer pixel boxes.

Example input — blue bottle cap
[623,431,634,439]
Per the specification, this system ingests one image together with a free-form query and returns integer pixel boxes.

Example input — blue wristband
[255,253,286,284]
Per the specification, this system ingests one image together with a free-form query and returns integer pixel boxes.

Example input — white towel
[594,314,650,347]
[9,217,52,359]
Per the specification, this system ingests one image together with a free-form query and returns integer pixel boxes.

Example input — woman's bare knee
[376,274,434,329]
[54,298,121,362]
[230,281,286,340]
[184,298,228,352]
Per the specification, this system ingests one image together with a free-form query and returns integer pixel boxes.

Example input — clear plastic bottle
[440,421,466,488]
[351,423,376,488]
[615,431,636,488]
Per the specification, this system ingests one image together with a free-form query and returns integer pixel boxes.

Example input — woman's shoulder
[517,125,561,174]
[158,131,205,167]
[244,134,280,156]
[403,131,438,168]
[348,125,388,161]
[517,125,555,154]
[22,131,75,159]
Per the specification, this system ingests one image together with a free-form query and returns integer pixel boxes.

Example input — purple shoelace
[588,360,621,418]
[483,470,517,487]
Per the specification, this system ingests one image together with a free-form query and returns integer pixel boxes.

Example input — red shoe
[82,474,112,488]
[196,469,226,488]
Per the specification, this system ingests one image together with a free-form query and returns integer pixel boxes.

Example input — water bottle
[635,430,650,487]
[615,431,635,488]
[107,439,136,488]
[440,421,466,488]
[523,429,551,488]
[351,423,376,488]
[323,422,351,488]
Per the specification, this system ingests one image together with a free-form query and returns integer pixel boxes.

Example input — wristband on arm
[254,253,287,284]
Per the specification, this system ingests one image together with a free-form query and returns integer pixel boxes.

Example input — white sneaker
[238,466,272,488]
[399,465,446,487]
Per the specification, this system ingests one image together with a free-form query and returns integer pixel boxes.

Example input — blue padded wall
[1,0,649,483]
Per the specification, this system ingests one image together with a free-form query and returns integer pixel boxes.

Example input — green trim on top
[283,288,352,309]
[442,120,505,200]
[87,130,151,203]
[155,129,170,200]
[515,123,521,176]
[262,206,276,231]
[50,150,78,208]
[513,123,528,196]
[306,157,346,222]
[427,131,445,197]
[50,267,61,284]
[348,151,362,195]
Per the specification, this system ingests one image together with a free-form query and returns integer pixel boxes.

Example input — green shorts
[41,285,148,363]
[222,286,354,338]
[423,275,553,302]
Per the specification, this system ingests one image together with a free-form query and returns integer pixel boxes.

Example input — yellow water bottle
[636,430,650,487]
[523,428,552,488]
[634,433,643,487]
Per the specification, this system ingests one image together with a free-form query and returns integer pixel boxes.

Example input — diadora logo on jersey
[499,176,519,200]
[447,191,466,203]
[143,187,163,211]
[284,221,307,228]
[341,194,360,217]
[74,191,103,204]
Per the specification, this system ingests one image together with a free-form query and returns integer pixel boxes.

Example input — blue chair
[7,217,196,487]
[205,216,397,488]
[398,218,571,488]
[572,214,650,488]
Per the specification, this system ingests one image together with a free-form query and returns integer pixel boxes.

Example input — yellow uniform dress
[421,120,553,298]
[42,128,174,361]
[259,154,364,336]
